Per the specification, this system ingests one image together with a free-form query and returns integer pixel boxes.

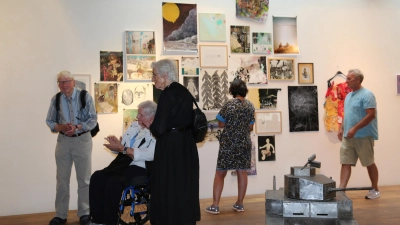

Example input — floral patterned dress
[216,98,255,170]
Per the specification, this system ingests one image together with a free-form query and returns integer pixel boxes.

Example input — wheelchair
[117,161,152,225]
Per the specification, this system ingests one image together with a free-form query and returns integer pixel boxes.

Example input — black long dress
[149,82,201,225]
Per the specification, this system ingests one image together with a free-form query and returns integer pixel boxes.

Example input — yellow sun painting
[162,3,180,23]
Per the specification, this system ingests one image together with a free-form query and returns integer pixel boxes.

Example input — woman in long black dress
[149,59,200,225]
[205,79,255,214]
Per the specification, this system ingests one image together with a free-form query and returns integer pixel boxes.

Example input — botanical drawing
[288,86,319,132]
[201,69,229,110]
[229,56,267,84]
[94,83,118,114]
[162,3,197,51]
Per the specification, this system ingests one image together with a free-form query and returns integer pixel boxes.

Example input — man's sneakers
[365,189,380,199]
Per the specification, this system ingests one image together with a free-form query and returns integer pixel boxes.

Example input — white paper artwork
[118,83,153,109]
[228,56,268,84]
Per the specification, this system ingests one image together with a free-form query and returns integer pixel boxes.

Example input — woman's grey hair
[348,69,364,83]
[138,100,157,118]
[57,70,74,80]
[150,59,178,82]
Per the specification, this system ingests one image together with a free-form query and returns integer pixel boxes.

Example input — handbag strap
[192,97,200,110]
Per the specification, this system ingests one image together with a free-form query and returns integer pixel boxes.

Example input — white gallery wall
[1,0,400,216]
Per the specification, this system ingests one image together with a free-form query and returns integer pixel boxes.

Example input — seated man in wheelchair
[89,101,157,225]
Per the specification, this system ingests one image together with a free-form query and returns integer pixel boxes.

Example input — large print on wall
[198,13,226,42]
[100,51,123,81]
[236,0,269,23]
[273,16,299,55]
[162,2,197,52]
[288,86,319,132]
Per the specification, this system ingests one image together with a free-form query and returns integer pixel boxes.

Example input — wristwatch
[123,147,128,154]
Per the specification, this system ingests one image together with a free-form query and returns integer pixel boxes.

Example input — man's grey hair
[138,100,157,118]
[348,69,364,83]
[150,59,178,82]
[57,70,74,80]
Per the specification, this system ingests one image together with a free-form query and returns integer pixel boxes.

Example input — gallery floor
[0,185,398,225]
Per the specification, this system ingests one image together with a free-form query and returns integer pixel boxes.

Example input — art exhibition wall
[1,0,400,216]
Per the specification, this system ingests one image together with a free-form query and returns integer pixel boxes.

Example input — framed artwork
[199,45,228,68]
[298,63,314,84]
[268,58,295,80]
[255,111,282,134]
[73,74,91,93]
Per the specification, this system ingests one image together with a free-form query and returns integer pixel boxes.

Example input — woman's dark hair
[229,79,248,97]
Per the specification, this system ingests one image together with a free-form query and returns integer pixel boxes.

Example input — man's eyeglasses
[57,80,73,85]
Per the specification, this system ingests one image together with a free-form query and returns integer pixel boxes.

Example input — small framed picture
[199,45,228,68]
[298,63,314,84]
[73,74,92,94]
[255,111,282,134]
[267,58,295,80]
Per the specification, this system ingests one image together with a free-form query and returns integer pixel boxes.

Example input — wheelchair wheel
[118,189,150,225]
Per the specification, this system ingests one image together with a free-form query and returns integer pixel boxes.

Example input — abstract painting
[228,55,267,84]
[288,86,319,132]
[162,2,197,52]
[181,57,199,75]
[230,25,250,53]
[201,69,230,110]
[258,135,276,161]
[94,83,118,114]
[268,58,295,80]
[118,83,153,109]
[236,0,269,23]
[125,31,155,54]
[100,51,123,81]
[247,88,280,109]
[273,16,299,54]
[123,109,138,134]
[198,13,226,42]
[126,55,155,80]
[252,32,272,54]
[183,77,199,102]
[231,133,257,176]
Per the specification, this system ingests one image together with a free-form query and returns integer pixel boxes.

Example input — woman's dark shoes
[79,215,91,225]
[49,217,67,225]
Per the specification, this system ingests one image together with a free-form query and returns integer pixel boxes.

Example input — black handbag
[102,153,133,174]
[192,98,208,143]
